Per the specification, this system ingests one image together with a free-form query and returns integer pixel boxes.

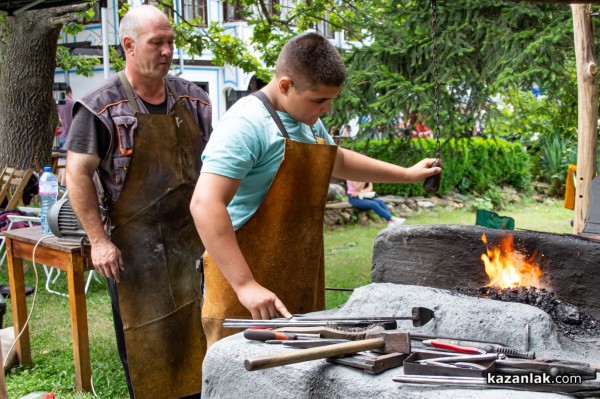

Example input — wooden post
[0,339,7,399]
[571,4,598,234]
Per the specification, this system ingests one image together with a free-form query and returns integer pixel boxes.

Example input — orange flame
[481,234,542,289]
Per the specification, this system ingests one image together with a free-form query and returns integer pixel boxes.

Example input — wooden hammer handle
[244,337,385,371]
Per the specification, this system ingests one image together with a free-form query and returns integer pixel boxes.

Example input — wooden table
[4,226,93,392]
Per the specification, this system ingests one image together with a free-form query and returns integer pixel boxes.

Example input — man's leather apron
[108,75,206,398]
[202,103,338,346]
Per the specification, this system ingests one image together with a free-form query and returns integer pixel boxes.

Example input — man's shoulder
[78,74,124,108]
[167,75,210,104]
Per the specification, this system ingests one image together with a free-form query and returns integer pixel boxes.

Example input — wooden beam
[571,4,598,234]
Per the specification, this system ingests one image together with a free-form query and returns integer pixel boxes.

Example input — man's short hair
[275,32,346,91]
[119,8,140,44]
[119,5,169,44]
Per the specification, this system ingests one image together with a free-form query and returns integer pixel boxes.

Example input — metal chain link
[430,0,441,161]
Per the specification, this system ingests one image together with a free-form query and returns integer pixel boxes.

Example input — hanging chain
[430,0,441,161]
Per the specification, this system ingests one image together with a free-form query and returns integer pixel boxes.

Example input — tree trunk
[0,10,62,171]
[571,4,598,234]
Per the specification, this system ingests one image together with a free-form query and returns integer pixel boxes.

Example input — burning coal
[481,234,542,289]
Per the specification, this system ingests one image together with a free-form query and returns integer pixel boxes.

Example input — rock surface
[202,284,600,398]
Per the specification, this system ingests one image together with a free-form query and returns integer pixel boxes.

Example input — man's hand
[235,280,292,320]
[91,239,124,282]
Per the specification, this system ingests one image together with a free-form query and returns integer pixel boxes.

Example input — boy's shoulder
[217,95,267,126]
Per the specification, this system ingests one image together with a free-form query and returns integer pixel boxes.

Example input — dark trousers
[107,279,201,399]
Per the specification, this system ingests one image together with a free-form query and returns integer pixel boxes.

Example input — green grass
[1,197,574,398]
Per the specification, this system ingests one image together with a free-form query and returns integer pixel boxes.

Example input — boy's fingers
[275,299,292,319]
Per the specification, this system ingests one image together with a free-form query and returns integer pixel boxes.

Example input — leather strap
[252,91,290,139]
[117,71,140,114]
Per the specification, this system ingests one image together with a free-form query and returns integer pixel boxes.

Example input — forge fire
[481,233,542,289]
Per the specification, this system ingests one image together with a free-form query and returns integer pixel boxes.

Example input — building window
[182,0,208,26]
[223,0,244,22]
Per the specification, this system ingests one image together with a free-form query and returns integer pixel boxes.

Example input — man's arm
[333,148,441,183]
[190,172,292,320]
[66,151,124,282]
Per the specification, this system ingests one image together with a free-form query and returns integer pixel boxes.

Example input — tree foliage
[1,0,595,171]
[325,1,586,139]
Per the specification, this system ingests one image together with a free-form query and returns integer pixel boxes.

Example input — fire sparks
[481,234,542,289]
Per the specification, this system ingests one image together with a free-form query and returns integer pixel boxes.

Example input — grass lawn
[1,197,573,398]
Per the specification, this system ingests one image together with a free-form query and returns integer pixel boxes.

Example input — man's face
[128,17,174,80]
[283,83,342,126]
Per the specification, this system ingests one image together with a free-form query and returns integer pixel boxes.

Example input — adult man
[190,32,441,346]
[66,5,211,398]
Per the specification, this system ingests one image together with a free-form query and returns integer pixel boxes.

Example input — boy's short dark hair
[275,32,346,91]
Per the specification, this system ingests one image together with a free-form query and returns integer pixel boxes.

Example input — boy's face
[281,80,342,126]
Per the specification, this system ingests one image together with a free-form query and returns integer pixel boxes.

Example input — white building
[55,0,350,122]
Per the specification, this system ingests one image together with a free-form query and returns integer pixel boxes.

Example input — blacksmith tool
[272,339,350,348]
[421,339,485,355]
[273,325,386,341]
[244,330,411,371]
[394,375,488,386]
[290,306,435,328]
[327,352,406,374]
[495,358,598,379]
[243,329,320,342]
[422,339,535,359]
[394,375,600,395]
[415,353,504,363]
[224,318,395,329]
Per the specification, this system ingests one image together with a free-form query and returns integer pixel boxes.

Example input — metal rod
[393,375,488,386]
[223,319,387,328]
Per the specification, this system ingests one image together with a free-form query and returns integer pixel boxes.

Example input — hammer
[244,330,410,371]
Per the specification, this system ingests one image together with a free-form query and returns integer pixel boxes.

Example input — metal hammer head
[365,330,411,354]
[412,307,435,327]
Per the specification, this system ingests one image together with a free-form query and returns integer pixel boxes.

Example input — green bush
[341,137,531,197]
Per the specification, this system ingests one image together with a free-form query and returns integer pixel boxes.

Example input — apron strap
[252,91,290,139]
[164,77,180,102]
[117,71,140,114]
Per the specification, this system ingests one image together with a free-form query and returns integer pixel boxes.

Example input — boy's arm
[333,148,441,183]
[190,172,292,320]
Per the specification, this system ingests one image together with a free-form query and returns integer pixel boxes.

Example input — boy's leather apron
[109,75,206,398]
[202,121,338,346]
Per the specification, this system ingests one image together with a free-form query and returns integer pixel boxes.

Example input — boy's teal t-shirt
[201,95,336,230]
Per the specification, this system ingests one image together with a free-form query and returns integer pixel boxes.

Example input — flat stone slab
[202,284,600,398]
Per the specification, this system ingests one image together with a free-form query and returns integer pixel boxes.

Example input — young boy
[190,32,441,346]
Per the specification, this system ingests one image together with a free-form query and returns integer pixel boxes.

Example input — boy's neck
[261,82,284,112]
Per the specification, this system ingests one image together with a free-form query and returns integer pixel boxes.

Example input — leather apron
[202,94,338,346]
[109,74,206,398]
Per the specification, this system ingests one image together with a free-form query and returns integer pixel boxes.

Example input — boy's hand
[236,280,293,320]
[408,158,442,183]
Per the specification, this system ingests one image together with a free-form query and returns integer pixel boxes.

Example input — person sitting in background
[346,180,405,227]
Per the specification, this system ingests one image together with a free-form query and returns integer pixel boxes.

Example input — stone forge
[372,224,600,320]
[202,225,600,398]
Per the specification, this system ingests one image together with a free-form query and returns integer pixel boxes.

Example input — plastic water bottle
[39,166,59,234]
[18,392,55,399]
